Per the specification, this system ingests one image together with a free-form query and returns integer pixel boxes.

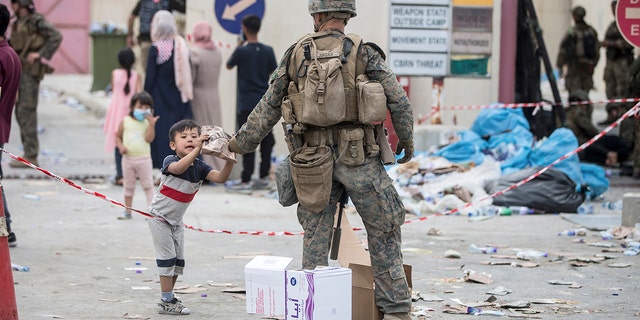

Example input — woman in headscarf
[189,20,224,170]
[144,10,193,169]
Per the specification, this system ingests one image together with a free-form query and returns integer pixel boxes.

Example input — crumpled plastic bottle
[469,244,497,254]
[11,263,30,272]
[516,249,548,259]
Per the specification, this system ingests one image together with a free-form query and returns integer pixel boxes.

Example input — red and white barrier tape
[3,102,638,234]
[0,149,304,236]
[417,97,640,124]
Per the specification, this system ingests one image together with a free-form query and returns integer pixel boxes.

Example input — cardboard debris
[486,285,512,296]
[463,270,493,284]
[336,213,412,320]
[221,287,246,293]
[122,314,151,320]
[174,285,207,294]
[608,263,633,268]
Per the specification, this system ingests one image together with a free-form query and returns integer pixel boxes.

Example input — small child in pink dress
[103,47,140,186]
[115,91,158,219]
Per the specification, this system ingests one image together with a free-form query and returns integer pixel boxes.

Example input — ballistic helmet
[11,0,33,7]
[308,0,357,18]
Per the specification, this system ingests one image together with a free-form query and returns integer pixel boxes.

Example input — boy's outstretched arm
[206,160,234,183]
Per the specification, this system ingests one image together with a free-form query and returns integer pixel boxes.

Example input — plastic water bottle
[577,203,594,214]
[602,200,623,211]
[600,230,614,240]
[558,228,587,236]
[516,250,548,259]
[510,206,535,215]
[469,244,497,254]
[11,263,30,272]
[498,207,512,216]
[467,307,482,315]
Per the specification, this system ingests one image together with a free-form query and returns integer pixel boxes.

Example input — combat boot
[383,313,411,320]
[9,156,38,168]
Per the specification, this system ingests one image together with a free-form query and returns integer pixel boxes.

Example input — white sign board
[391,0,450,5]
[450,31,492,54]
[388,52,448,76]
[390,5,451,29]
[390,29,449,52]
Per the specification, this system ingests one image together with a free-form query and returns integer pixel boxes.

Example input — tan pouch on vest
[289,145,333,213]
[356,74,387,124]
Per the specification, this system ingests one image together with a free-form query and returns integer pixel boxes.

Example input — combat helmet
[11,0,34,7]
[308,0,357,18]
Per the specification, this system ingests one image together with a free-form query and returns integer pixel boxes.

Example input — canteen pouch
[356,75,387,124]
[337,127,365,166]
[289,145,333,212]
[275,155,298,207]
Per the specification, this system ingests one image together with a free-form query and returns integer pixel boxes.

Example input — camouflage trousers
[565,70,593,96]
[15,72,41,159]
[604,58,631,99]
[296,156,411,314]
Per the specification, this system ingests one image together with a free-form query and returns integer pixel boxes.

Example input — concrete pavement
[2,74,640,319]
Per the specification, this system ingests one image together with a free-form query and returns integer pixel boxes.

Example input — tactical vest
[11,13,46,56]
[284,30,364,128]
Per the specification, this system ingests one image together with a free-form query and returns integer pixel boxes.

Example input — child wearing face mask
[115,91,159,220]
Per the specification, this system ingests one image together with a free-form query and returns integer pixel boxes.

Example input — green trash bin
[90,33,127,92]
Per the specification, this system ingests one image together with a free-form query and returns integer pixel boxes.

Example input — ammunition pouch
[290,145,334,213]
[28,59,54,81]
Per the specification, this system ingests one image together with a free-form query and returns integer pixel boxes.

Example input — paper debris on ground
[122,313,151,319]
[174,284,207,294]
[486,285,513,296]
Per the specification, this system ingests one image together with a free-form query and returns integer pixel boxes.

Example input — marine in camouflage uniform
[557,6,600,96]
[624,56,640,178]
[9,0,62,167]
[600,1,635,125]
[228,1,414,318]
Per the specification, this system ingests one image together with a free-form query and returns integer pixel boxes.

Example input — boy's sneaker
[117,212,132,220]
[252,178,274,190]
[8,232,17,248]
[226,181,253,194]
[158,298,190,315]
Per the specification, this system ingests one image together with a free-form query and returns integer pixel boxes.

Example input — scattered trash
[412,291,443,302]
[174,284,207,294]
[600,230,614,240]
[124,267,148,271]
[427,227,442,236]
[558,228,587,236]
[411,305,435,317]
[608,263,632,268]
[130,286,151,291]
[587,242,616,248]
[22,193,41,200]
[122,314,151,320]
[469,244,498,254]
[200,293,208,297]
[444,250,461,259]
[577,203,594,214]
[498,300,530,308]
[601,200,623,211]
[486,285,513,296]
[516,250,548,260]
[11,263,30,272]
[463,270,493,284]
[548,280,582,288]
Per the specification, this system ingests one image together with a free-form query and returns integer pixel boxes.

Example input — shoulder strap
[346,34,365,76]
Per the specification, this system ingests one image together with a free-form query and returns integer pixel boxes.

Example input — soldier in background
[600,0,635,125]
[557,6,600,96]
[8,0,62,168]
[227,0,414,318]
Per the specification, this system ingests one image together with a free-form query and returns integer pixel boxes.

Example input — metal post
[524,0,566,127]
[0,184,18,319]
[430,77,444,125]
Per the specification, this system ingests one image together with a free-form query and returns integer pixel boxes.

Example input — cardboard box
[335,213,413,320]
[245,255,293,316]
[285,267,352,320]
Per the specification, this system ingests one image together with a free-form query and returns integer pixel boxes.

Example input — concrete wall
[90,0,622,156]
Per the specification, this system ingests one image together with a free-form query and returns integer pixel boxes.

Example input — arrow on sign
[222,0,257,21]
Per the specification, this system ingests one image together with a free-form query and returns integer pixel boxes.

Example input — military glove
[227,136,243,154]
[395,140,414,164]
